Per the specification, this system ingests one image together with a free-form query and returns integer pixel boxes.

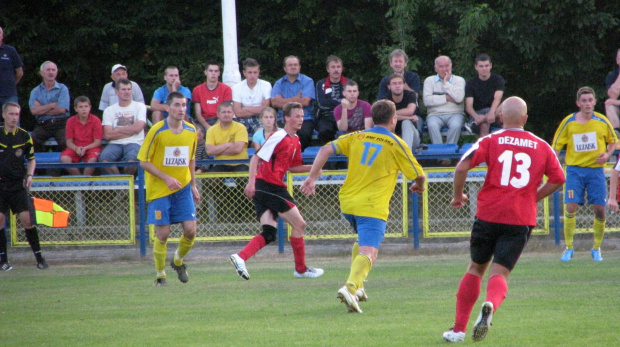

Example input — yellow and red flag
[33,198,70,228]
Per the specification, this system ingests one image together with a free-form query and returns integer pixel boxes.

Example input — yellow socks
[175,234,195,266]
[346,254,372,294]
[351,241,359,265]
[593,217,605,249]
[564,211,576,249]
[153,238,167,278]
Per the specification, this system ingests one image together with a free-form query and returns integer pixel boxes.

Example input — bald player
[443,97,565,342]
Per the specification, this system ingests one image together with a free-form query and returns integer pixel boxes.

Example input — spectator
[194,122,210,174]
[252,107,279,151]
[377,49,421,100]
[99,64,144,112]
[315,55,348,144]
[150,66,192,123]
[385,74,421,151]
[99,78,147,175]
[465,53,505,137]
[271,56,315,150]
[605,48,620,131]
[232,58,272,137]
[28,61,70,152]
[0,26,24,122]
[60,96,102,176]
[192,61,232,132]
[423,55,466,146]
[333,80,372,133]
[206,101,248,173]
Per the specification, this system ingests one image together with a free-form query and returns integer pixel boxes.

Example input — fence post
[137,166,147,257]
[412,192,420,249]
[277,217,285,253]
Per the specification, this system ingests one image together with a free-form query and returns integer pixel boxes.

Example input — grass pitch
[1,250,619,346]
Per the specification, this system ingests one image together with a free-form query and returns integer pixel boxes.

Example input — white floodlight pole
[221,0,241,87]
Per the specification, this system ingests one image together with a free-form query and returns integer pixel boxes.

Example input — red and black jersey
[255,129,302,187]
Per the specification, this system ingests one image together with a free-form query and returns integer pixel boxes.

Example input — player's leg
[0,211,11,271]
[169,185,197,283]
[13,189,48,269]
[148,195,172,285]
[588,169,607,261]
[230,208,276,280]
[280,206,323,278]
[562,166,583,261]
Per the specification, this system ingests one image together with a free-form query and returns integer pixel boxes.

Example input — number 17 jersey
[463,128,565,226]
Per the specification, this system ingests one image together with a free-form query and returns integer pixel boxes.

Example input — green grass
[1,251,619,346]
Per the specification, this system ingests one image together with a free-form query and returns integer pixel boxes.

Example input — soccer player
[552,86,618,262]
[229,102,324,280]
[0,102,48,271]
[442,97,565,342]
[138,92,200,286]
[301,99,426,313]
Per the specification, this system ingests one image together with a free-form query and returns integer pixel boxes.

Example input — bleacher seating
[420,143,458,156]
[34,152,62,164]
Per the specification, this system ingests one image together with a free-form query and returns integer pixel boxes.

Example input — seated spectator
[333,80,372,133]
[192,61,232,132]
[232,58,272,138]
[377,49,421,100]
[150,66,192,123]
[385,74,421,150]
[60,96,102,175]
[605,49,620,132]
[252,107,279,151]
[423,55,465,145]
[464,53,505,137]
[99,64,145,112]
[99,78,147,175]
[315,55,348,144]
[206,101,248,173]
[194,122,210,174]
[29,61,70,152]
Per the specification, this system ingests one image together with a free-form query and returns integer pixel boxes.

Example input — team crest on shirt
[573,132,597,152]
[15,148,23,157]
[357,133,366,140]
[163,146,190,166]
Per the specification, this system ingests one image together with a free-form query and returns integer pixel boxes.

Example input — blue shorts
[99,143,141,162]
[342,213,386,249]
[564,166,606,206]
[147,184,196,225]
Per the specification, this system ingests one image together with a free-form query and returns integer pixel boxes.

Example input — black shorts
[0,183,31,216]
[253,179,297,222]
[470,218,532,271]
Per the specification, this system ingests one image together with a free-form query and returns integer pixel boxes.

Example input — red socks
[453,273,482,333]
[485,275,508,312]
[289,236,306,274]
[238,234,266,261]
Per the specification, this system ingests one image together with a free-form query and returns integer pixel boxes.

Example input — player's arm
[189,158,200,202]
[301,144,333,196]
[25,158,36,188]
[139,160,181,191]
[596,141,617,165]
[409,175,426,194]
[536,182,564,202]
[289,164,313,173]
[608,169,619,212]
[450,157,471,208]
[244,155,260,199]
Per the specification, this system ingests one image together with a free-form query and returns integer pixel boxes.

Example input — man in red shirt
[443,97,565,343]
[229,102,324,280]
[60,96,103,175]
[192,61,232,132]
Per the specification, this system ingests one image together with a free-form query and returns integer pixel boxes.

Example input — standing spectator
[99,79,147,175]
[150,66,192,123]
[252,107,279,151]
[192,61,232,132]
[377,49,421,100]
[301,100,425,313]
[60,96,102,176]
[423,56,466,146]
[29,61,70,152]
[0,102,48,271]
[229,102,324,280]
[443,97,565,342]
[552,87,617,262]
[271,56,315,149]
[99,64,145,112]
[385,74,421,151]
[232,58,272,137]
[604,48,620,131]
[138,92,200,286]
[0,26,24,121]
[334,80,372,133]
[206,101,248,173]
[464,53,505,137]
[315,55,348,144]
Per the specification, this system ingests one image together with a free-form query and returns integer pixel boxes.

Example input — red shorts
[61,147,102,162]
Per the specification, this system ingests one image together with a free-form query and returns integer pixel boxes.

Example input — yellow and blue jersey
[552,111,617,168]
[330,127,424,220]
[138,119,197,201]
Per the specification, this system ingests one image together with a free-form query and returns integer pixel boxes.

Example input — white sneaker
[230,254,250,280]
[293,266,324,278]
[356,288,368,302]
[442,329,465,343]
[472,301,494,342]
[337,286,362,313]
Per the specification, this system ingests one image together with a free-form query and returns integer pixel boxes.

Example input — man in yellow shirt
[138,92,200,286]
[302,100,425,313]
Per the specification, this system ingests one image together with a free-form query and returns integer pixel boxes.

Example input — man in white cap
[99,63,145,111]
